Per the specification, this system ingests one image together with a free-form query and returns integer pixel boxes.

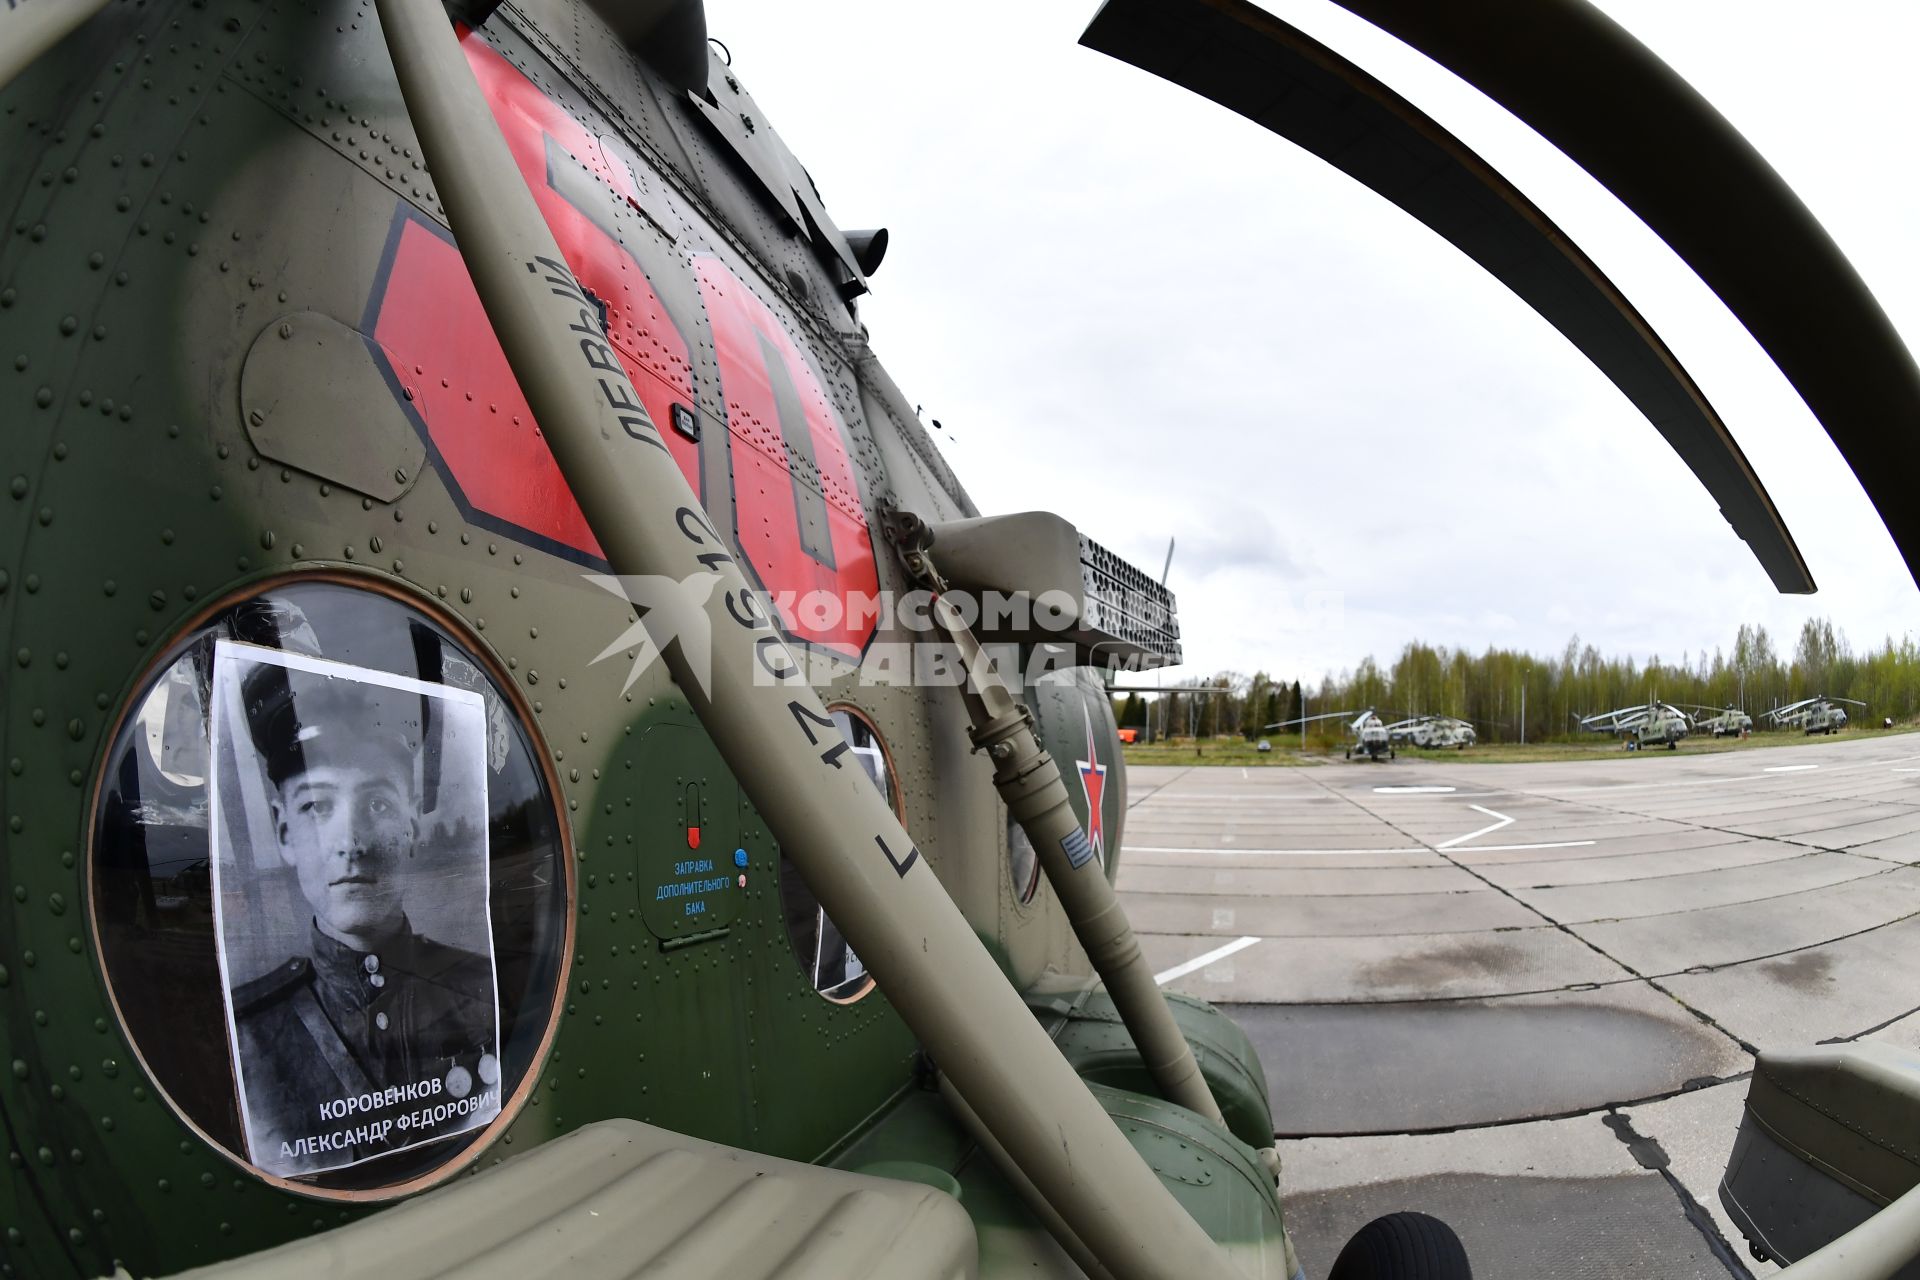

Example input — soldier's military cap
[241,661,427,787]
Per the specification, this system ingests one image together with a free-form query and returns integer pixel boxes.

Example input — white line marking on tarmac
[1130,835,1599,857]
[1764,764,1820,773]
[1893,769,1920,774]
[1130,846,1431,856]
[1437,804,1515,849]
[1374,785,1456,794]
[1154,936,1259,986]
[1241,768,1248,779]
[1531,753,1920,795]
[1449,840,1598,853]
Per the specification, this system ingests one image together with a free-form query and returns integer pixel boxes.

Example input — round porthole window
[89,576,570,1196]
[778,706,896,1004]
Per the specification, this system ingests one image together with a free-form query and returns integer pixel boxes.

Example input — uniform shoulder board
[233,957,310,1015]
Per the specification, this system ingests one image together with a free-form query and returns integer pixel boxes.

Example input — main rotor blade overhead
[1079,0,1814,594]
[1317,0,1920,592]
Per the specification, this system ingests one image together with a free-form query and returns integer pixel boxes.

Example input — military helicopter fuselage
[1631,713,1688,750]
[1689,707,1753,738]
[1269,709,1395,761]
[1385,715,1476,750]
[1348,715,1393,761]
[1579,701,1691,750]
[1770,696,1865,735]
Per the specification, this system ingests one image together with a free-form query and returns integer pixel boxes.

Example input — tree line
[1114,619,1920,744]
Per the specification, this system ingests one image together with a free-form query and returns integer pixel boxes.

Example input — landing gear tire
[1345,748,1351,760]
[1668,740,1677,750]
[1328,1211,1473,1280]
[1389,748,1396,760]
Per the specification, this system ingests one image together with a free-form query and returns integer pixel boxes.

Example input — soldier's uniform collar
[308,918,416,1013]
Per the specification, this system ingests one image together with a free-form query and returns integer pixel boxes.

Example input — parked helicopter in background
[1685,705,1754,738]
[1578,701,1693,750]
[1270,709,1398,761]
[1386,714,1478,750]
[1768,696,1867,735]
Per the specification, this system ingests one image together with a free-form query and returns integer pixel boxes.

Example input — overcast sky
[700,0,1920,688]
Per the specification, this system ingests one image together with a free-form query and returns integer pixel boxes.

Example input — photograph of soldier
[207,641,501,1179]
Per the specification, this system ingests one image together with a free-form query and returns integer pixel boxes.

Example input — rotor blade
[1078,0,1813,593]
[1318,0,1920,592]
[1267,710,1355,729]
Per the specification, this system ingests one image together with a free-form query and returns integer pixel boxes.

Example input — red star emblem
[1076,703,1108,862]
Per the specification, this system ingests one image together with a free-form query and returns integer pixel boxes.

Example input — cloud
[1107,506,1306,582]
[698,0,1920,685]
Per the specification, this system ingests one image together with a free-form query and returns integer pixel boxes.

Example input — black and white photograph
[207,641,502,1179]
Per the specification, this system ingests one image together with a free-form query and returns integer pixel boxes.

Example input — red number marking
[698,257,878,658]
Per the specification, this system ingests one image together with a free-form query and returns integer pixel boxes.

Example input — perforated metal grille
[1079,534,1182,667]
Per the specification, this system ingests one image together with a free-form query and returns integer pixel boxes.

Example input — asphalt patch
[1757,951,1836,991]
[1356,938,1528,992]
[1230,997,1735,1134]
[1284,1172,1738,1280]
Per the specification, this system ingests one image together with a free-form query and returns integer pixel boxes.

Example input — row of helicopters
[6,0,1920,1275]
[1260,694,1874,760]
[1577,695,1872,749]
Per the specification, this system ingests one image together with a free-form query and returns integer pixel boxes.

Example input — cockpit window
[89,577,568,1197]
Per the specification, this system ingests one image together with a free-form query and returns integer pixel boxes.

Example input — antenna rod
[374,3,1236,1273]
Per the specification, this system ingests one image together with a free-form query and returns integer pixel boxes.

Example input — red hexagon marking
[362,31,878,659]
